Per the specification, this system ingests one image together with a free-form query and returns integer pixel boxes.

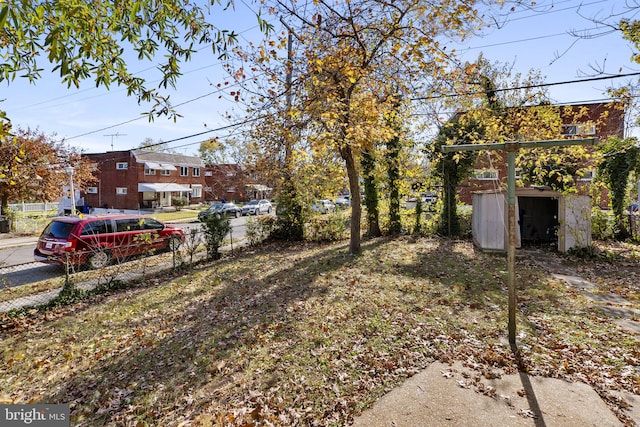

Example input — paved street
[0,216,252,288]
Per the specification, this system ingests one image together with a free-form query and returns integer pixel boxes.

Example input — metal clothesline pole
[442,137,597,350]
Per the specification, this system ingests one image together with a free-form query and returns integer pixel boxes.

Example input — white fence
[8,202,59,213]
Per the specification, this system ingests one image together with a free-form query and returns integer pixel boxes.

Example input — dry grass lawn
[1,236,638,426]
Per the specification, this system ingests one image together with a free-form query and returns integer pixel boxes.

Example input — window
[578,169,596,181]
[204,171,213,177]
[226,187,236,193]
[471,169,499,180]
[115,218,142,232]
[116,162,128,170]
[81,220,113,235]
[180,166,188,176]
[141,218,164,230]
[193,167,200,177]
[161,169,171,176]
[116,187,128,195]
[191,184,202,198]
[86,187,98,194]
[226,172,234,177]
[562,123,596,136]
[144,167,156,175]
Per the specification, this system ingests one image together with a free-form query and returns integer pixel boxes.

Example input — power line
[66,70,268,141]
[463,26,613,51]
[10,23,262,113]
[411,72,640,101]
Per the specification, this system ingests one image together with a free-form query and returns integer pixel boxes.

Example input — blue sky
[1,0,638,156]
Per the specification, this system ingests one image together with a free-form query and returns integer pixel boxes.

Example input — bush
[246,215,278,246]
[456,205,473,238]
[591,208,615,241]
[201,214,231,259]
[171,197,188,211]
[305,212,348,242]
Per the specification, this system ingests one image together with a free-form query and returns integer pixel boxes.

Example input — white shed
[472,188,591,253]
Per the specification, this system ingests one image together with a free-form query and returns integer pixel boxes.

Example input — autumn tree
[426,56,575,236]
[236,0,484,254]
[0,129,95,214]
[0,0,244,129]
[199,137,247,165]
[0,1,260,214]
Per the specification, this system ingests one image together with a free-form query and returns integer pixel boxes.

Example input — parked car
[335,195,351,208]
[241,199,273,216]
[402,193,438,211]
[34,215,184,269]
[198,202,242,221]
[312,199,336,214]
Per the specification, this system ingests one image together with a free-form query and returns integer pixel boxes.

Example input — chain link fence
[1,211,358,319]
[0,223,248,315]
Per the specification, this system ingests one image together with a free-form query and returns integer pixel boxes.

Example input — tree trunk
[1,193,7,216]
[342,145,361,254]
[361,149,381,238]
[387,135,401,235]
[439,157,460,236]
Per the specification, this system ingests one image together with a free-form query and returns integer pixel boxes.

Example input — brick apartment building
[82,150,206,210]
[456,102,626,205]
[203,164,272,202]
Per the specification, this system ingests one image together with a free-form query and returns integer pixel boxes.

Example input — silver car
[311,199,336,214]
[241,199,273,215]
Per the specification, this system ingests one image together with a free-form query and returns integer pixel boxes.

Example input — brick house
[203,164,272,202]
[456,102,625,205]
[82,150,206,210]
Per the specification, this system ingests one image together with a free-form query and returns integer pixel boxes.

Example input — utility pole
[442,137,597,351]
[280,17,295,165]
[104,133,127,151]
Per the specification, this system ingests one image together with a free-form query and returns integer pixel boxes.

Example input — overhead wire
[32,1,640,154]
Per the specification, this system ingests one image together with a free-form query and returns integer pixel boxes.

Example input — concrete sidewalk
[0,233,38,250]
[352,361,639,426]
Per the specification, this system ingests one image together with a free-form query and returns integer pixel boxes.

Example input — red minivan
[34,214,185,269]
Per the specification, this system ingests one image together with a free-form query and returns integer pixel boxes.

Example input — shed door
[559,195,591,252]
[518,196,558,244]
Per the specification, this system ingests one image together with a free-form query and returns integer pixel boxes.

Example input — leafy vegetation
[201,214,232,259]
[0,128,95,215]
[597,136,640,239]
[1,237,637,426]
[0,0,242,129]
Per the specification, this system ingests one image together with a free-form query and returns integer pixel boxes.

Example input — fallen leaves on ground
[0,236,638,426]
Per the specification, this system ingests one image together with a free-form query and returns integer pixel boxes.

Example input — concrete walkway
[352,249,640,427]
[352,360,638,426]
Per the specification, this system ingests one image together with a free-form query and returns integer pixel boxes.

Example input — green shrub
[591,208,615,241]
[201,214,231,259]
[171,197,188,211]
[246,215,278,246]
[456,205,473,238]
[305,212,348,242]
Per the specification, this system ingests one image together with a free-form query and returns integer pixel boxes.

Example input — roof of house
[132,149,205,167]
[205,163,247,172]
